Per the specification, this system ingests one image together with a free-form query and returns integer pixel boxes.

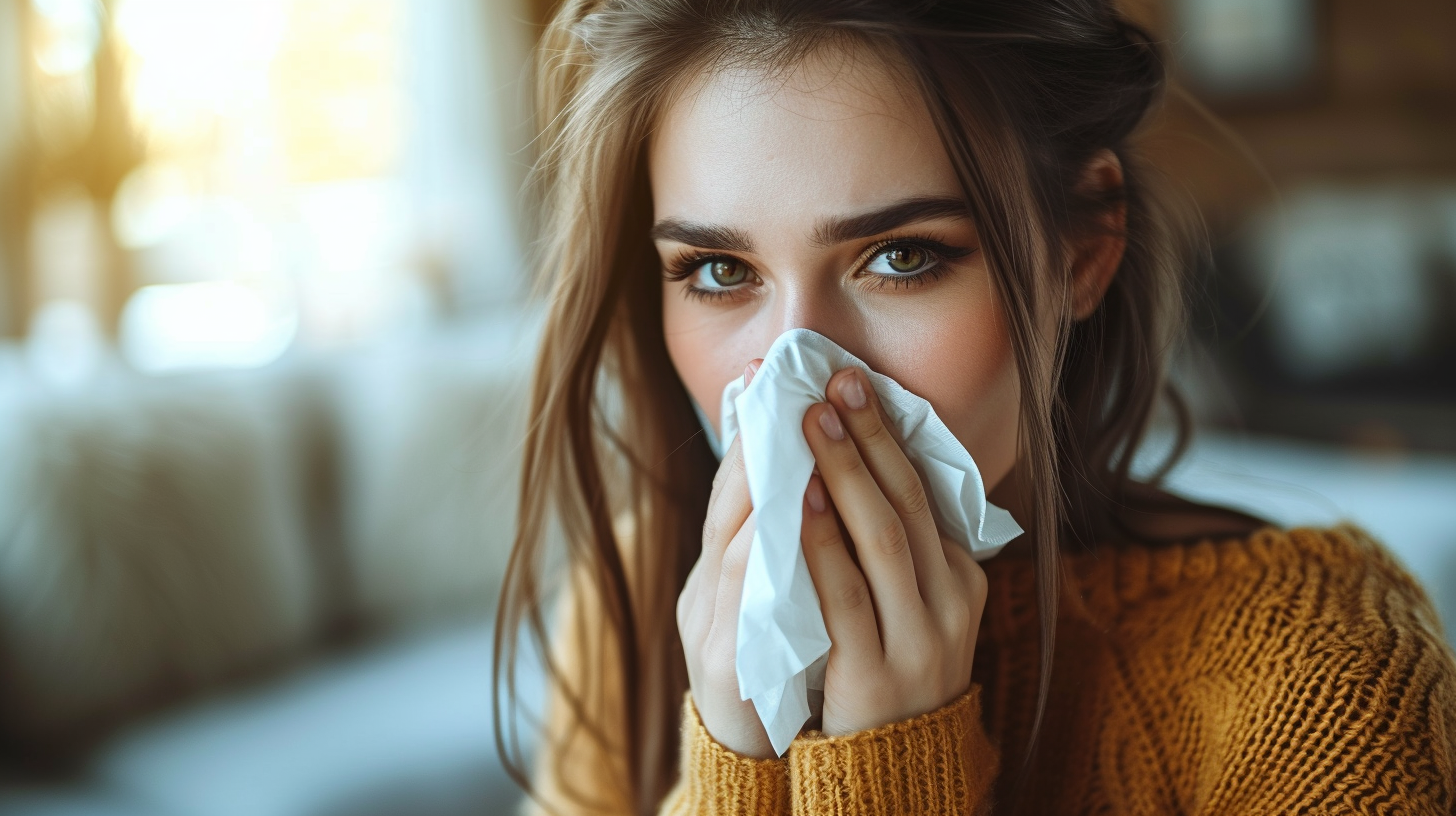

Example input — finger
[942,542,988,651]
[803,402,924,630]
[704,359,759,510]
[709,512,756,645]
[704,435,750,559]
[707,427,745,515]
[677,552,705,636]
[696,426,750,630]
[825,367,953,603]
[694,360,761,643]
[800,474,881,659]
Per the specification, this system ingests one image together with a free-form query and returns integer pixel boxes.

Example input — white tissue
[700,328,1023,757]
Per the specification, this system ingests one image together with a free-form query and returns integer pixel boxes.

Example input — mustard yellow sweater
[524,525,1456,815]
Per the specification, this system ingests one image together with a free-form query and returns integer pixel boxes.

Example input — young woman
[495,1,1456,814]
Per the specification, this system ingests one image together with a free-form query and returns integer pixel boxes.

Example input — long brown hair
[495,1,1187,812]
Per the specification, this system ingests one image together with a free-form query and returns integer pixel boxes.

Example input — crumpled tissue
[693,328,1024,756]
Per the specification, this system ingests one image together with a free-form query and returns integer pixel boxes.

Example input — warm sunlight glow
[100,0,406,364]
[120,281,298,372]
[30,0,101,76]
[115,0,288,124]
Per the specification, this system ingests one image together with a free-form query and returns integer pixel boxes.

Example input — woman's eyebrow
[811,195,970,246]
[648,220,755,252]
[647,195,969,252]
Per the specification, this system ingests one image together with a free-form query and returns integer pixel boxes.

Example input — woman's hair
[496,0,1188,812]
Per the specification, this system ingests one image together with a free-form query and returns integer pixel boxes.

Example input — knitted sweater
[523,525,1456,815]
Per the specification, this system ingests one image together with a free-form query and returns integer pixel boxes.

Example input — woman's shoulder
[1082,484,1430,602]
[1075,507,1420,601]
[1074,524,1456,810]
[984,481,1451,646]
[988,480,1438,633]
[1099,521,1430,598]
[1070,519,1453,666]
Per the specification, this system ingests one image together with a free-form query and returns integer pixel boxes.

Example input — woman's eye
[865,244,934,276]
[693,259,750,288]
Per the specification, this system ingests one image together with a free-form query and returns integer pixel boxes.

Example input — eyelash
[662,234,976,303]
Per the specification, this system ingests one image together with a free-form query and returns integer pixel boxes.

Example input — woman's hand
[675,362,776,759]
[800,366,989,737]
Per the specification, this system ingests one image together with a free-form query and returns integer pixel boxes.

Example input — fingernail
[838,372,866,410]
[806,477,826,513]
[744,360,761,387]
[818,404,845,441]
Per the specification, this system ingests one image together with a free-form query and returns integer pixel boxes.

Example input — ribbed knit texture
[787,684,999,814]
[524,525,1456,815]
[658,694,792,815]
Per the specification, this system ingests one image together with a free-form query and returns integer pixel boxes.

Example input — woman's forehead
[647,43,962,233]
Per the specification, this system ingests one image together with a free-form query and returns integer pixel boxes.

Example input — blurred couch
[0,317,542,816]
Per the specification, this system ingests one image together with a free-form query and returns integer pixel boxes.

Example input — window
[1,0,532,376]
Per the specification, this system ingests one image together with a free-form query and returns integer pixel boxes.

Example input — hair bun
[1099,17,1165,142]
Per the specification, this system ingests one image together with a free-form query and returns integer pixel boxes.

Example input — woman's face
[649,46,1022,493]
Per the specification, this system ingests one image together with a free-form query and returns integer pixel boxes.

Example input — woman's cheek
[662,296,745,434]
[862,297,1021,490]
[934,329,1021,492]
[943,352,1021,492]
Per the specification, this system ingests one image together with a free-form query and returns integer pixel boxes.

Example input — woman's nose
[757,285,856,358]
[766,283,858,349]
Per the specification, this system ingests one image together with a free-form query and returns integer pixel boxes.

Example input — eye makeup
[660,233,978,303]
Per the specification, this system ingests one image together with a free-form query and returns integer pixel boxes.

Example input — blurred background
[0,0,1451,814]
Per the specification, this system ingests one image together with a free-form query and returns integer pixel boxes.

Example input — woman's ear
[1068,149,1126,321]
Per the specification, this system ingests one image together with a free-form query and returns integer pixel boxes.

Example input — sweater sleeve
[668,682,1000,815]
[786,684,1000,815]
[658,693,793,815]
[521,566,793,816]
